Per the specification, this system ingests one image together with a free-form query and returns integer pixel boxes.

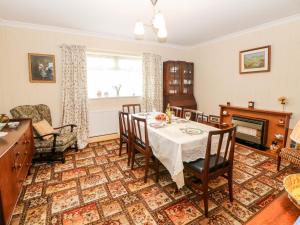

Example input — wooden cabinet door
[180,62,194,95]
[0,145,19,225]
[165,62,181,95]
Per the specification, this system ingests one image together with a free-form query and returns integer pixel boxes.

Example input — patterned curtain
[61,45,88,149]
[142,53,163,112]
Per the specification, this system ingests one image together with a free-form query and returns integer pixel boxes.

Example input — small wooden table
[246,192,299,225]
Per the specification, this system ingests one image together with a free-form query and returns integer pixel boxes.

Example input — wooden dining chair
[122,104,141,114]
[196,112,209,123]
[170,106,183,118]
[184,126,237,217]
[130,115,159,183]
[183,108,198,121]
[118,111,131,166]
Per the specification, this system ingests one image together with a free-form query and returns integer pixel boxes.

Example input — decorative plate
[184,128,203,135]
[149,122,166,129]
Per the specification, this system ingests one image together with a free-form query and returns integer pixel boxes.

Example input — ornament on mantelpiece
[278,96,288,111]
[248,101,255,109]
[226,102,230,106]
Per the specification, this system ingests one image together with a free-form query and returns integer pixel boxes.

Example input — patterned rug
[10,139,295,225]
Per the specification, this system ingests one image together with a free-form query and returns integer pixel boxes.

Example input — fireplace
[232,115,268,150]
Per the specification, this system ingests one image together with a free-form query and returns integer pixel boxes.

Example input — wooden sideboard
[0,119,34,225]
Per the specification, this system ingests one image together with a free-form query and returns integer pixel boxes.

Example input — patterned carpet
[10,139,295,225]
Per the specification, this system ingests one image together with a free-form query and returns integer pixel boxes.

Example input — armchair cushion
[33,119,55,140]
[35,132,77,153]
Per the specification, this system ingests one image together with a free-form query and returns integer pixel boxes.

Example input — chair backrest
[197,113,209,124]
[196,111,204,123]
[203,126,237,175]
[10,104,52,125]
[119,111,130,138]
[131,115,150,153]
[183,108,197,121]
[170,106,182,118]
[122,104,141,114]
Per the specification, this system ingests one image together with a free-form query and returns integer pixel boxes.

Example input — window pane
[87,53,142,98]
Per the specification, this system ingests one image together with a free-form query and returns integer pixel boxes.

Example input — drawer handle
[25,151,28,155]
[16,152,20,157]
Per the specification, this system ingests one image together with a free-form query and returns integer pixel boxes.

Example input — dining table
[133,112,227,189]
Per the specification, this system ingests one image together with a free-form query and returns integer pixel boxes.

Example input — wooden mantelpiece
[219,105,292,150]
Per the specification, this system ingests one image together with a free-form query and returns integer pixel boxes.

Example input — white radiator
[88,109,119,137]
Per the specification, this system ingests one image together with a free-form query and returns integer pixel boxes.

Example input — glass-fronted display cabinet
[163,61,197,111]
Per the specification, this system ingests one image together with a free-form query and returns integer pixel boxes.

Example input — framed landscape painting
[239,45,271,74]
[28,53,56,83]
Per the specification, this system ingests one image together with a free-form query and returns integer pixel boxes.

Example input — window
[87,52,142,99]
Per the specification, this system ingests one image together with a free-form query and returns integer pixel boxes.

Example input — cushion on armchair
[33,119,55,140]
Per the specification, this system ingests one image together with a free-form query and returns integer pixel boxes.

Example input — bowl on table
[283,173,300,209]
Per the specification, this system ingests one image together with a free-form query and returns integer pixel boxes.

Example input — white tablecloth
[133,113,222,189]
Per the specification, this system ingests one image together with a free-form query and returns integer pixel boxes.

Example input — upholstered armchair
[10,104,77,163]
[277,147,300,171]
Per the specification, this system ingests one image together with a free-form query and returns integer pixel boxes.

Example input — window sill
[88,96,141,100]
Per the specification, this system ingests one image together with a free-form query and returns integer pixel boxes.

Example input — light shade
[134,21,144,39]
[153,12,166,30]
[290,120,300,143]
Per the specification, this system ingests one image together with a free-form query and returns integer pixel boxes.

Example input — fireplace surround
[219,105,292,151]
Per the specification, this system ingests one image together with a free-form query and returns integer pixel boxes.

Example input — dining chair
[196,112,209,124]
[170,106,183,118]
[130,115,159,183]
[122,104,141,114]
[183,108,198,121]
[118,111,131,166]
[195,111,204,122]
[184,126,237,217]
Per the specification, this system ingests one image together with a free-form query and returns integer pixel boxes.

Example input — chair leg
[75,141,78,152]
[131,148,136,169]
[127,142,131,166]
[228,170,233,202]
[119,139,123,156]
[144,156,150,183]
[203,182,209,217]
[155,157,160,183]
[277,155,281,171]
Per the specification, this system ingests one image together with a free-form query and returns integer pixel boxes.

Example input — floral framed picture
[28,53,56,83]
[239,45,271,74]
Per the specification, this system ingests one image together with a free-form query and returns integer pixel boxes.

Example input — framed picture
[28,53,56,83]
[239,45,271,74]
[209,115,221,124]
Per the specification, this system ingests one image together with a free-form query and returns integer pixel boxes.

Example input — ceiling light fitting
[134,0,168,42]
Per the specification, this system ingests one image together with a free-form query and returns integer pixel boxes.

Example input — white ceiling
[0,0,300,46]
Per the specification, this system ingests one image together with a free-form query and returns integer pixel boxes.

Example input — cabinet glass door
[182,63,193,95]
[168,63,181,95]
